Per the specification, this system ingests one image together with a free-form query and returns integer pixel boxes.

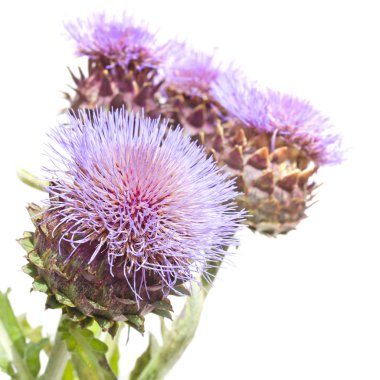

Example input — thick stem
[135,258,224,380]
[42,318,69,380]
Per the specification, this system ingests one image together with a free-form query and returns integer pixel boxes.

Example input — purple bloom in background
[44,109,244,299]
[264,90,343,165]
[212,74,342,166]
[65,13,165,67]
[165,46,224,97]
[212,72,268,127]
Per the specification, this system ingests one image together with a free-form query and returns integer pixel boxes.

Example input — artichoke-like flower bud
[20,109,244,333]
[209,77,343,234]
[161,47,229,136]
[64,14,167,116]
[161,53,342,234]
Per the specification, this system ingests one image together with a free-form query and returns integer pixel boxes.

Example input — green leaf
[62,360,79,380]
[89,338,108,354]
[17,314,41,343]
[105,325,122,376]
[60,319,117,380]
[129,334,159,380]
[24,338,49,376]
[0,289,34,380]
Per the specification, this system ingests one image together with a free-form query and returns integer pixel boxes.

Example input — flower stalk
[42,317,69,380]
[133,258,224,380]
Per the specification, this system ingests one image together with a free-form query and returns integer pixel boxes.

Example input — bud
[211,77,342,234]
[64,14,167,116]
[161,53,342,234]
[20,109,244,333]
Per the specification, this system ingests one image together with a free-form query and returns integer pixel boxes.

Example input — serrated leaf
[24,338,49,376]
[62,320,117,380]
[129,334,159,380]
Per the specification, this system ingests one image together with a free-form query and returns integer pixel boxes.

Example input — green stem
[135,258,224,380]
[42,318,69,380]
[16,168,48,192]
[0,320,35,380]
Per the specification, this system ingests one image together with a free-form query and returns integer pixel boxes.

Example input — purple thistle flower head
[212,74,343,166]
[65,13,165,68]
[44,108,244,300]
[165,45,224,97]
[212,72,268,127]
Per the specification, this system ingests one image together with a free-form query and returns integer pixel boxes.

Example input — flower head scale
[43,108,244,301]
[212,75,342,166]
[65,13,165,68]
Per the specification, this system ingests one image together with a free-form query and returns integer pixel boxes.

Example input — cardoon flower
[64,14,166,116]
[206,75,343,234]
[21,109,243,333]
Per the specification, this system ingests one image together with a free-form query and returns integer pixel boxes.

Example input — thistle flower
[205,74,343,234]
[22,109,244,332]
[64,14,166,116]
[66,13,164,67]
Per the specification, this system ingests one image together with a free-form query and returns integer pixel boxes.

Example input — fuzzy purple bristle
[164,46,223,97]
[212,74,342,165]
[65,13,165,67]
[43,109,244,299]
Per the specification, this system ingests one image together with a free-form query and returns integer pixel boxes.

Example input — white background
[0,1,379,379]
